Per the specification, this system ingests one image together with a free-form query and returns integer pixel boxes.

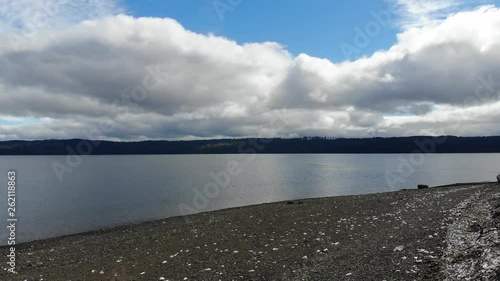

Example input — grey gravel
[1,183,499,281]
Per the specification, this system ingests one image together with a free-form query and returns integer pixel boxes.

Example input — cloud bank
[0,3,500,140]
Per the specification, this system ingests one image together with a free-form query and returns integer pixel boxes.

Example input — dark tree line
[0,136,499,155]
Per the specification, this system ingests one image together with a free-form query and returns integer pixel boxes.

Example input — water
[0,154,499,245]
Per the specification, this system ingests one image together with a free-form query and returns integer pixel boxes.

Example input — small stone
[394,246,404,252]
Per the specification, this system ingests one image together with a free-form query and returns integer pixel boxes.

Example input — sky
[0,0,500,140]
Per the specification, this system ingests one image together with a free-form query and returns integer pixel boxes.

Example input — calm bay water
[1,153,499,245]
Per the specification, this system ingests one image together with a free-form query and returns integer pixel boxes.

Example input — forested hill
[0,136,499,155]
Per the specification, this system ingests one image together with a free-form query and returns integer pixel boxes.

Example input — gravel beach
[2,183,499,281]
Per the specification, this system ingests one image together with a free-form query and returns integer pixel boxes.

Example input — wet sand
[2,183,499,281]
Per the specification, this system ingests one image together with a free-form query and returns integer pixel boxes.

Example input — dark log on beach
[418,184,429,189]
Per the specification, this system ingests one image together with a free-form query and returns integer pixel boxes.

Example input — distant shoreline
[2,182,499,280]
[1,135,500,155]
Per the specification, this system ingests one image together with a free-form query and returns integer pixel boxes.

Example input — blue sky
[122,0,499,62]
[124,0,399,62]
[0,117,44,126]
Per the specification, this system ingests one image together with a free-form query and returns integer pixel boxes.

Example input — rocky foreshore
[2,183,499,281]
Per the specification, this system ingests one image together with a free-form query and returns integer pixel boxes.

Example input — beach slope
[2,183,499,280]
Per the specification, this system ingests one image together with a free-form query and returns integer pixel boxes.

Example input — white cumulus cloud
[0,3,500,140]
